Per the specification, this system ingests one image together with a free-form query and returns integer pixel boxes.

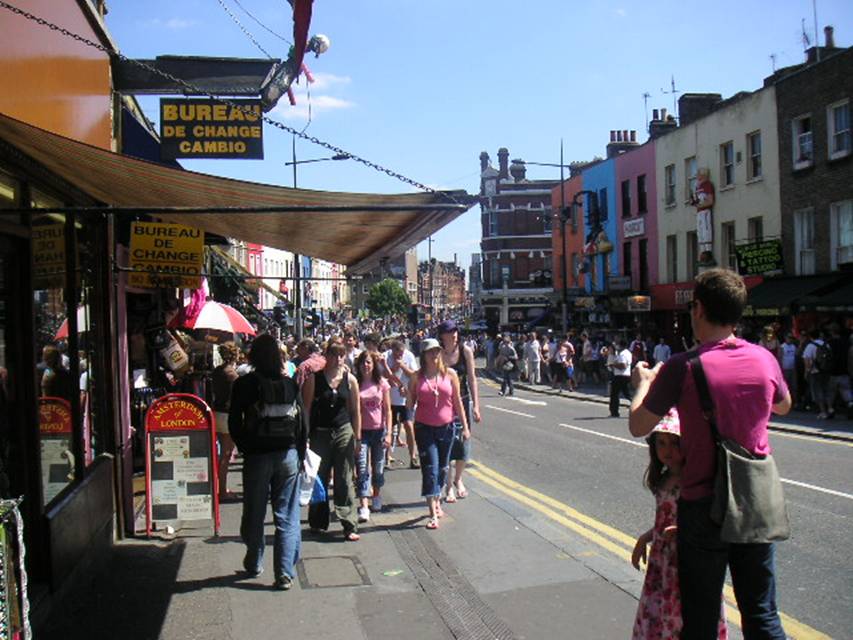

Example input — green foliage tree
[365,278,411,318]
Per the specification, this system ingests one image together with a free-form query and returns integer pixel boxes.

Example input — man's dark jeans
[678,497,786,639]
[500,367,514,396]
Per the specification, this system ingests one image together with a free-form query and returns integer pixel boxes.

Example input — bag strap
[687,351,722,444]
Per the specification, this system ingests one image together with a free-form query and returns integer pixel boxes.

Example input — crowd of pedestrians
[222,318,481,591]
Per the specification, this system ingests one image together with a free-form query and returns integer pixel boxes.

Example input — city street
[471,373,853,639]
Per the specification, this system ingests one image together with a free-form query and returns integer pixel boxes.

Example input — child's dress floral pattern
[632,483,727,640]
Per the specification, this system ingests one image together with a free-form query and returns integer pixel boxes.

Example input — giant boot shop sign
[160,98,264,160]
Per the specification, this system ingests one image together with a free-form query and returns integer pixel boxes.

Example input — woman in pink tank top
[406,339,469,529]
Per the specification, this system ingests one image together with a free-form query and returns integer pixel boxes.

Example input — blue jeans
[501,368,514,395]
[357,429,386,498]
[678,497,785,639]
[241,448,301,580]
[414,422,453,497]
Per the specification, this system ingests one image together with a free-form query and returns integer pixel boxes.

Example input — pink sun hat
[652,408,680,436]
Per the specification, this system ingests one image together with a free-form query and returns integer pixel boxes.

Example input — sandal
[436,504,445,518]
[344,531,361,542]
[425,517,439,530]
[445,487,457,503]
[454,483,468,499]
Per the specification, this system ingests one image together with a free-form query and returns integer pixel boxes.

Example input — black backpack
[245,375,303,450]
[813,341,833,374]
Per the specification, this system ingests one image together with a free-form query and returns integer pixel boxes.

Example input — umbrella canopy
[54,306,91,341]
[175,301,256,336]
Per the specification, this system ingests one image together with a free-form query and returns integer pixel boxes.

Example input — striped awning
[0,112,473,273]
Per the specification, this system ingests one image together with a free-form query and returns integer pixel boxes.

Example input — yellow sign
[32,222,66,289]
[129,222,204,289]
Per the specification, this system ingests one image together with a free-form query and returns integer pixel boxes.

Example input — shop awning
[797,277,853,311]
[0,112,474,273]
[746,275,841,312]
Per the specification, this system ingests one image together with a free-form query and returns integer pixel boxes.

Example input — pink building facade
[614,140,658,292]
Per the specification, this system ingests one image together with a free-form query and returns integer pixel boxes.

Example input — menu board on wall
[38,398,74,505]
[145,394,219,536]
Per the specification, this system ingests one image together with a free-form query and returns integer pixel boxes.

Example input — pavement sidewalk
[37,447,642,640]
[481,365,853,443]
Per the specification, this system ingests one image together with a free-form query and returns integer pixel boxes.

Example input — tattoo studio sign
[160,98,264,160]
[735,240,784,276]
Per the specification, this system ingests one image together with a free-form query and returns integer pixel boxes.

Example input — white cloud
[272,94,355,121]
[142,17,198,30]
[306,73,352,91]
[614,8,627,17]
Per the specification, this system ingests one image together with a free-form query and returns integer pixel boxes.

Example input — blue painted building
[580,158,618,293]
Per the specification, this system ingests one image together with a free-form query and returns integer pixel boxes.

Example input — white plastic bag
[298,449,322,506]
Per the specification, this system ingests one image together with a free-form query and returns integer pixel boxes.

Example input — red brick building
[478,148,559,329]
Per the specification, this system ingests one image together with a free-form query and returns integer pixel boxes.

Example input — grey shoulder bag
[689,354,790,544]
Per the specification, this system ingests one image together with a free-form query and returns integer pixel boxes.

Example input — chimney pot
[825,25,835,48]
[630,130,637,142]
[616,130,623,142]
[652,108,660,120]
[623,129,629,142]
[661,108,667,120]
[610,130,616,142]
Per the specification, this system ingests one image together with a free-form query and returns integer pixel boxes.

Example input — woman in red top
[406,339,469,530]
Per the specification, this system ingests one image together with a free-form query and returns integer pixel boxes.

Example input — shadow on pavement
[37,540,186,640]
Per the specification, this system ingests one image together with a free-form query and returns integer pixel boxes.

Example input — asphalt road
[468,375,853,639]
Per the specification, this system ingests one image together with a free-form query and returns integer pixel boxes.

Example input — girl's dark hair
[324,342,346,358]
[248,334,283,378]
[643,432,667,494]
[354,350,382,386]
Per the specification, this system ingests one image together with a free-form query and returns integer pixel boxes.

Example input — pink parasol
[173,300,256,336]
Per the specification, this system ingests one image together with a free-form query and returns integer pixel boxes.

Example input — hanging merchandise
[0,499,30,640]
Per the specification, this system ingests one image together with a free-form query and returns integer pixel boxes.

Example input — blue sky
[105,0,853,271]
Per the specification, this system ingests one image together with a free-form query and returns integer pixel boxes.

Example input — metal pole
[292,134,302,340]
[560,140,569,335]
[428,236,433,318]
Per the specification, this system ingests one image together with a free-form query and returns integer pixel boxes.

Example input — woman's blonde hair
[219,341,240,364]
[418,348,446,378]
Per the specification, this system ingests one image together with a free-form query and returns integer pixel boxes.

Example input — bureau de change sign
[129,222,204,289]
[160,98,264,160]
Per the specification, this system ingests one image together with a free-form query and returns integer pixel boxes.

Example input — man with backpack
[803,329,832,419]
[229,334,307,591]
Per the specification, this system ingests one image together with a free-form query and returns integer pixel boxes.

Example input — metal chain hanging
[0,1,462,205]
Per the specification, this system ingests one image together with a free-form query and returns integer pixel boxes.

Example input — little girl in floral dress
[631,409,727,640]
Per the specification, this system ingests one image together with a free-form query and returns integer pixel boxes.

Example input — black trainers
[274,575,293,591]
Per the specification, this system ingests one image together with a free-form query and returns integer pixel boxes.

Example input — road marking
[483,405,535,419]
[559,423,645,448]
[781,478,853,500]
[561,424,852,501]
[770,429,853,448]
[507,396,547,406]
[469,459,831,640]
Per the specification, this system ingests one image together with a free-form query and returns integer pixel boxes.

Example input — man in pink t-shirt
[628,269,791,639]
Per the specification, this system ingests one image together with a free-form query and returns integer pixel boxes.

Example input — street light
[287,139,350,338]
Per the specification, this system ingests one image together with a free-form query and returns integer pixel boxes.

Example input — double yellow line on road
[467,459,831,640]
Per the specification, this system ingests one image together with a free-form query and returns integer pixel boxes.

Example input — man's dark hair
[297,338,318,353]
[693,268,747,326]
[364,332,381,346]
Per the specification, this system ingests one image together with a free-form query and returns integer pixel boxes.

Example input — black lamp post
[517,142,573,333]
[285,139,350,338]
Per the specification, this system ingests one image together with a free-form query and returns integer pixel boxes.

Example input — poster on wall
[38,398,74,505]
[145,394,219,537]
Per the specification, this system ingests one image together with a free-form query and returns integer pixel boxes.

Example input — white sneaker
[357,507,370,523]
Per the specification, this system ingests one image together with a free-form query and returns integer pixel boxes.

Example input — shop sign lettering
[39,398,72,434]
[148,398,210,432]
[32,223,66,289]
[160,98,264,160]
[129,222,204,289]
[623,217,645,238]
[674,289,694,306]
[735,240,784,276]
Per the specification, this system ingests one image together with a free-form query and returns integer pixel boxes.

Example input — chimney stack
[497,148,509,180]
[479,151,490,172]
[825,25,835,48]
[606,127,641,158]
[649,107,679,139]
[509,158,526,183]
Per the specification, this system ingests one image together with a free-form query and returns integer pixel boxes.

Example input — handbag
[298,448,322,507]
[689,354,790,544]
